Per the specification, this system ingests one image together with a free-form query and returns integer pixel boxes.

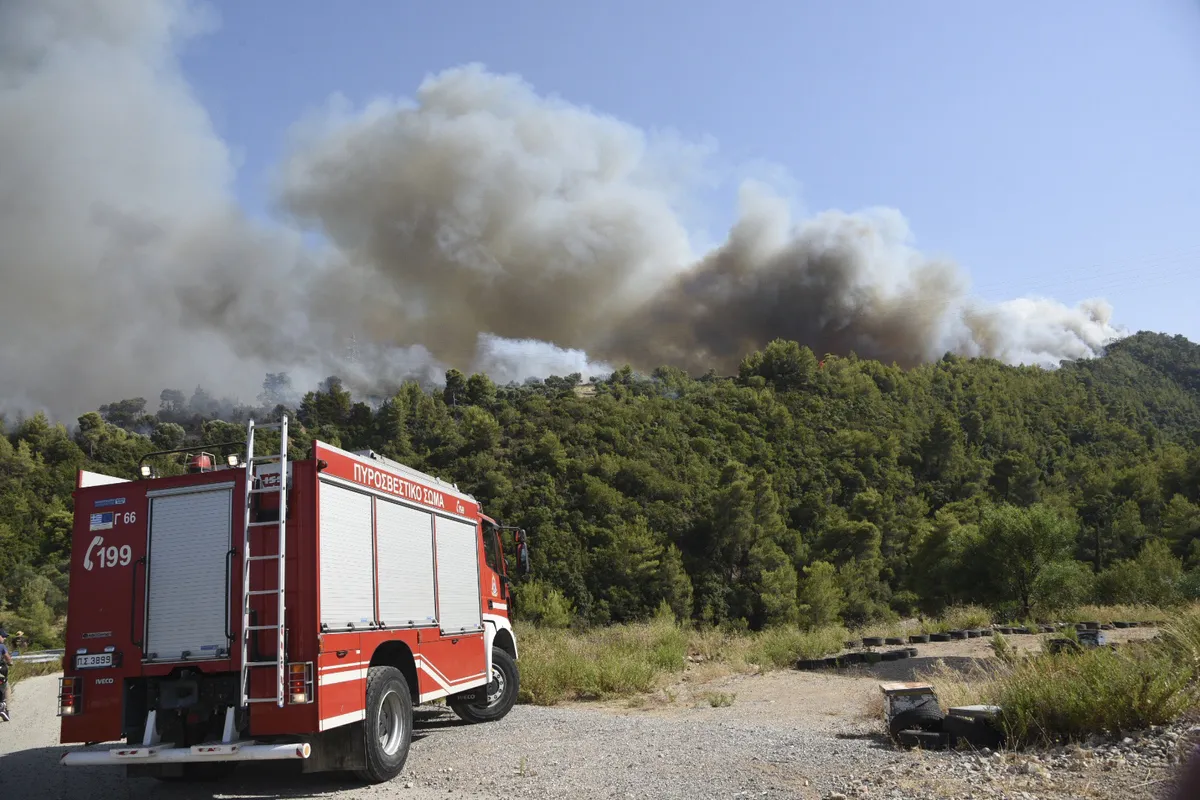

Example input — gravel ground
[0,670,890,799]
[0,627,1193,800]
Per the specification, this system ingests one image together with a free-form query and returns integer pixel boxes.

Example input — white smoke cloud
[470,335,613,387]
[0,0,1126,422]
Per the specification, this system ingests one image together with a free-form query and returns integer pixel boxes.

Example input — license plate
[75,653,112,670]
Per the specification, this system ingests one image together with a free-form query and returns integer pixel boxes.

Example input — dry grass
[850,619,922,640]
[1058,603,1177,625]
[696,690,737,707]
[8,659,60,685]
[853,605,997,639]
[861,687,886,722]
[515,613,849,705]
[936,604,995,632]
[515,616,689,705]
[726,625,849,669]
[914,657,1007,712]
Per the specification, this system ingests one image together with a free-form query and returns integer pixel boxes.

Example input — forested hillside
[4,331,1200,647]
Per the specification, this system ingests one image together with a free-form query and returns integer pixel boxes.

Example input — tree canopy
[5,331,1200,644]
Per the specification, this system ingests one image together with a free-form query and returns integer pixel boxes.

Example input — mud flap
[451,687,483,703]
[300,721,367,773]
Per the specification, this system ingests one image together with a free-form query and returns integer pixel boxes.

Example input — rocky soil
[818,721,1200,799]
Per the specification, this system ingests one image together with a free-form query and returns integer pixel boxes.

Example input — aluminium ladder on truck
[239,416,289,708]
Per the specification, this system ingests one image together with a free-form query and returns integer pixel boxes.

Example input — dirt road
[0,670,897,799]
[0,627,1186,800]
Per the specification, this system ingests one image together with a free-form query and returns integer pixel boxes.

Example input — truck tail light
[58,676,82,716]
[288,662,313,704]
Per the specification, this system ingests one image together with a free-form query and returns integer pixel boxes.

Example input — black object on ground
[1047,637,1081,654]
[896,729,950,750]
[942,712,1005,750]
[888,706,944,739]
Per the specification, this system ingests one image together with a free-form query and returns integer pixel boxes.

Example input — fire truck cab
[57,416,529,782]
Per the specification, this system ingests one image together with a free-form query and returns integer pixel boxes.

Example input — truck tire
[449,647,519,724]
[355,666,413,784]
[888,706,944,739]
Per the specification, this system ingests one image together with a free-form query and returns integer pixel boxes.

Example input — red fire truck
[57,416,529,782]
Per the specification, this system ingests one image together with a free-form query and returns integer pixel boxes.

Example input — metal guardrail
[11,648,64,665]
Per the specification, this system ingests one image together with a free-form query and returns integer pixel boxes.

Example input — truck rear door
[143,481,236,662]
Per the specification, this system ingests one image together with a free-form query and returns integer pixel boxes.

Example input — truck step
[246,554,282,562]
[248,487,286,495]
[246,624,280,631]
[246,590,279,596]
[244,660,284,667]
[246,521,285,528]
[245,697,285,704]
[251,454,283,463]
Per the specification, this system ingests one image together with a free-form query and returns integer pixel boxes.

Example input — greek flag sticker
[89,512,114,531]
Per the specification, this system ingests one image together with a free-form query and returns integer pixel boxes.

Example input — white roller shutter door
[144,485,233,662]
[376,499,437,627]
[319,481,376,629]
[435,517,483,634]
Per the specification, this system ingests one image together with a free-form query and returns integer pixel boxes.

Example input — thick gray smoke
[0,0,1123,421]
[604,187,1120,371]
[0,0,324,417]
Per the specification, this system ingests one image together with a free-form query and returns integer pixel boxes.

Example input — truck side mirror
[516,541,531,575]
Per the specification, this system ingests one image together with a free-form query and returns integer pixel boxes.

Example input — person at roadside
[0,629,11,722]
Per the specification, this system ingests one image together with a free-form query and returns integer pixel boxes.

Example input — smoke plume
[0,0,1124,421]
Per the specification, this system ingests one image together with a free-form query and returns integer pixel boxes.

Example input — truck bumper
[60,741,311,766]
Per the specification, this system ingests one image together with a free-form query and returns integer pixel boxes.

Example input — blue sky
[178,0,1200,343]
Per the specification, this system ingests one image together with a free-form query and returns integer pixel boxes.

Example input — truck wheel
[449,647,519,724]
[355,666,413,784]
